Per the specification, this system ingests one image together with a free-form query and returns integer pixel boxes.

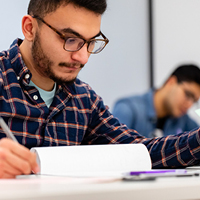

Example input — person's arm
[82,89,200,168]
[0,138,39,178]
[0,67,39,178]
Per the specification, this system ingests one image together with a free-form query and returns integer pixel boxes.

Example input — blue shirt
[112,89,199,137]
[29,81,56,108]
[1,39,200,168]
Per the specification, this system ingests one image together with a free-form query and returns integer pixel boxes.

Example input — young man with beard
[1,0,200,179]
[113,64,200,137]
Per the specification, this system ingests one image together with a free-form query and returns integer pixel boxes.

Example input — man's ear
[166,76,178,86]
[21,15,36,41]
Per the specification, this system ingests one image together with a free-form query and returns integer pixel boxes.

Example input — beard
[31,31,84,85]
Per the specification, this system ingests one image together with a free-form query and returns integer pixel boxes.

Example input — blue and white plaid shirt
[0,39,200,168]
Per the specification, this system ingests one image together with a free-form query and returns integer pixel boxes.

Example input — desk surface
[1,169,200,200]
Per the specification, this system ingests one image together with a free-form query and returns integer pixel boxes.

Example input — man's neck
[154,89,168,118]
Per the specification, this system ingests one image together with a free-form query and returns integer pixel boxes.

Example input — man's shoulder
[116,90,150,106]
[65,78,98,100]
[0,50,9,73]
[67,78,103,107]
[0,39,20,70]
[74,78,94,93]
[0,50,9,64]
[0,50,7,57]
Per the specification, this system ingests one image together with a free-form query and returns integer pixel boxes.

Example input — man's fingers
[0,138,40,176]
[0,147,32,175]
[0,150,24,178]
[30,153,40,174]
[0,159,21,176]
[0,172,16,179]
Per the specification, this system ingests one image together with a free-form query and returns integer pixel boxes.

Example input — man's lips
[59,63,84,69]
[67,66,79,71]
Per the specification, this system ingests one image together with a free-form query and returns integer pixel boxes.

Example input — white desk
[0,169,200,200]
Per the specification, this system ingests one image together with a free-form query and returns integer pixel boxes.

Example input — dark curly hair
[28,0,107,17]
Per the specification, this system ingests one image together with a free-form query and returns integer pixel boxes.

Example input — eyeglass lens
[183,89,196,103]
[64,37,106,53]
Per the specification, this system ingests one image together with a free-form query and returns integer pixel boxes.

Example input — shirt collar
[8,38,32,84]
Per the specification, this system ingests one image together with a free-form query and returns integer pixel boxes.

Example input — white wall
[0,0,29,51]
[79,0,150,110]
[153,0,200,123]
[0,0,150,111]
[153,0,200,87]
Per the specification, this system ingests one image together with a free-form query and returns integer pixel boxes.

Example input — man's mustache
[59,62,84,68]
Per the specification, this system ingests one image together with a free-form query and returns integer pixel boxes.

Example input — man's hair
[28,0,107,17]
[169,64,200,85]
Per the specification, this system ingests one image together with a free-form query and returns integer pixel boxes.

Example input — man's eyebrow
[61,28,101,39]
[91,32,101,39]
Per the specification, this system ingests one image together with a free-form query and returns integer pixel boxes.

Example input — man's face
[163,81,200,117]
[31,4,101,84]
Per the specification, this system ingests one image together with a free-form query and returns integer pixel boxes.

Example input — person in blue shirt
[112,64,200,137]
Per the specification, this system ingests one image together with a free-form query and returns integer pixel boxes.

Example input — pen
[128,169,187,176]
[123,170,199,181]
[0,117,18,143]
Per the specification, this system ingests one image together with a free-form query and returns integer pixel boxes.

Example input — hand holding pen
[0,117,39,178]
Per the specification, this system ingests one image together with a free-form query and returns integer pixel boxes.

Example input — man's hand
[0,138,39,178]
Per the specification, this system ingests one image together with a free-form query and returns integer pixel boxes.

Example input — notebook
[30,143,151,177]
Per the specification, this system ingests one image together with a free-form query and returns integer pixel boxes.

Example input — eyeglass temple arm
[32,15,66,40]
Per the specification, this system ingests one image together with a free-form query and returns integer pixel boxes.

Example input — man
[1,0,200,179]
[112,64,200,137]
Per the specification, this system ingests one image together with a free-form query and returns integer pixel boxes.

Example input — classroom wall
[0,0,150,111]
[0,1,29,51]
[79,0,150,111]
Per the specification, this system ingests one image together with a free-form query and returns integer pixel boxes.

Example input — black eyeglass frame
[32,15,109,54]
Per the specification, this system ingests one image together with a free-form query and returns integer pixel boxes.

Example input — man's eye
[185,91,192,98]
[66,38,77,44]
[90,40,97,46]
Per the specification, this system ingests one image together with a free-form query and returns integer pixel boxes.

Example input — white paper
[31,144,151,177]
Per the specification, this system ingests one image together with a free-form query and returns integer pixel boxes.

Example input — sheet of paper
[31,144,151,177]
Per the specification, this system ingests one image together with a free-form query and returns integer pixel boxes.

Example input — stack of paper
[31,144,151,177]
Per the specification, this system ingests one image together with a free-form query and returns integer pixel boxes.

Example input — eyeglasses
[183,88,197,103]
[180,84,198,103]
[32,15,109,54]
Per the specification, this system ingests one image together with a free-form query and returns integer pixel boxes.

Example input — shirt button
[17,76,20,80]
[33,95,38,100]
[25,74,30,79]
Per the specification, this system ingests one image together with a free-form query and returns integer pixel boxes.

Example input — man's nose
[71,44,89,65]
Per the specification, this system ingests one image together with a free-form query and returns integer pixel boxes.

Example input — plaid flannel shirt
[0,39,200,168]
